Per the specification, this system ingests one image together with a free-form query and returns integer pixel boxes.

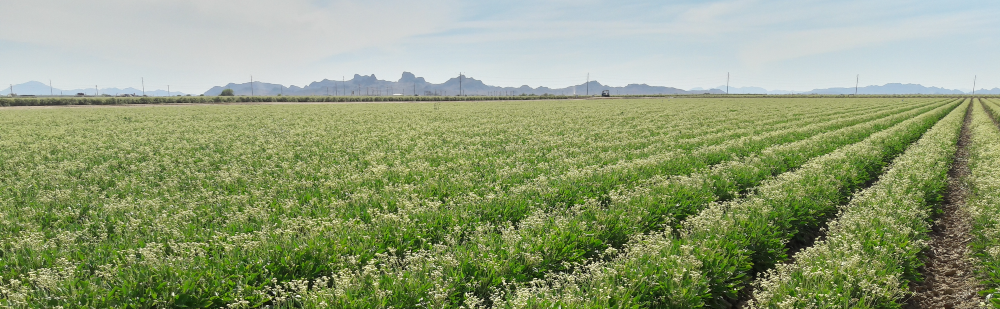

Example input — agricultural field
[1,97,999,308]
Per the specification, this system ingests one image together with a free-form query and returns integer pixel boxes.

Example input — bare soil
[905,101,981,309]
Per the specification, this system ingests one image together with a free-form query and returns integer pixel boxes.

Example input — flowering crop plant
[2,97,994,308]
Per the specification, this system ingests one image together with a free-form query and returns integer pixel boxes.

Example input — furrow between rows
[256,101,960,308]
[748,99,969,307]
[486,100,958,308]
[967,98,1000,308]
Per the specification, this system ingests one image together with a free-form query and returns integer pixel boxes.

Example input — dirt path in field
[905,100,980,308]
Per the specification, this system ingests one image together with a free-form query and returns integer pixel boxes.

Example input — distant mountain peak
[1,80,180,96]
[398,72,426,84]
[199,72,724,96]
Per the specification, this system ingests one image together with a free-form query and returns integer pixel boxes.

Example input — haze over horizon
[2,0,998,94]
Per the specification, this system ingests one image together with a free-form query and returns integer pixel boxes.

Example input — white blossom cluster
[429,99,955,307]
[967,99,1000,308]
[0,98,956,308]
[537,99,958,306]
[748,99,968,307]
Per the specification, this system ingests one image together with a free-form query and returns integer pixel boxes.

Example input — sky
[1,0,998,94]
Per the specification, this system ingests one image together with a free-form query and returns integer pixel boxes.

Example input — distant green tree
[220,89,235,96]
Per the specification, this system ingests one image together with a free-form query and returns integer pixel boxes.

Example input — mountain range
[0,81,183,96]
[202,72,724,96]
[5,73,999,97]
[203,73,1000,96]
[698,83,1000,95]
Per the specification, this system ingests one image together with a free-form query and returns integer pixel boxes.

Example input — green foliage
[968,99,1000,308]
[0,98,968,308]
[220,89,235,96]
[750,100,968,307]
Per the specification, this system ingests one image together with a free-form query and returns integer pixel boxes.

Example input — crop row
[236,99,949,306]
[1,98,902,218]
[748,99,968,307]
[485,100,959,308]
[0,99,945,307]
[969,99,1000,307]
[124,101,940,307]
[264,100,960,307]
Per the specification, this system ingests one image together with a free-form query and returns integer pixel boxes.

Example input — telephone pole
[250,75,254,96]
[49,80,53,96]
[973,75,977,95]
[8,84,12,97]
[459,72,463,96]
[168,85,170,97]
[142,78,145,96]
[95,85,99,96]
[855,74,859,96]
[586,73,590,96]
[726,72,730,94]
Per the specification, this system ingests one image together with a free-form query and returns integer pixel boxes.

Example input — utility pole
[49,80,53,96]
[142,78,145,96]
[973,75,977,95]
[168,85,170,97]
[459,72,463,96]
[250,75,254,96]
[586,73,590,96]
[855,74,859,96]
[95,85,99,96]
[8,84,12,97]
[726,72,730,94]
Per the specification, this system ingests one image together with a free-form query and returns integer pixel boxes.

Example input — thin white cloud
[1,0,998,92]
[738,12,987,66]
[0,0,459,71]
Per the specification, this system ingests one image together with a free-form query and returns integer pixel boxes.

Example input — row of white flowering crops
[970,99,1000,307]
[740,98,1000,309]
[273,99,957,308]
[486,99,960,308]
[0,98,980,308]
[748,98,968,307]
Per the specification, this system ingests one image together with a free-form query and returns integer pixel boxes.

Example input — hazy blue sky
[1,0,997,93]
